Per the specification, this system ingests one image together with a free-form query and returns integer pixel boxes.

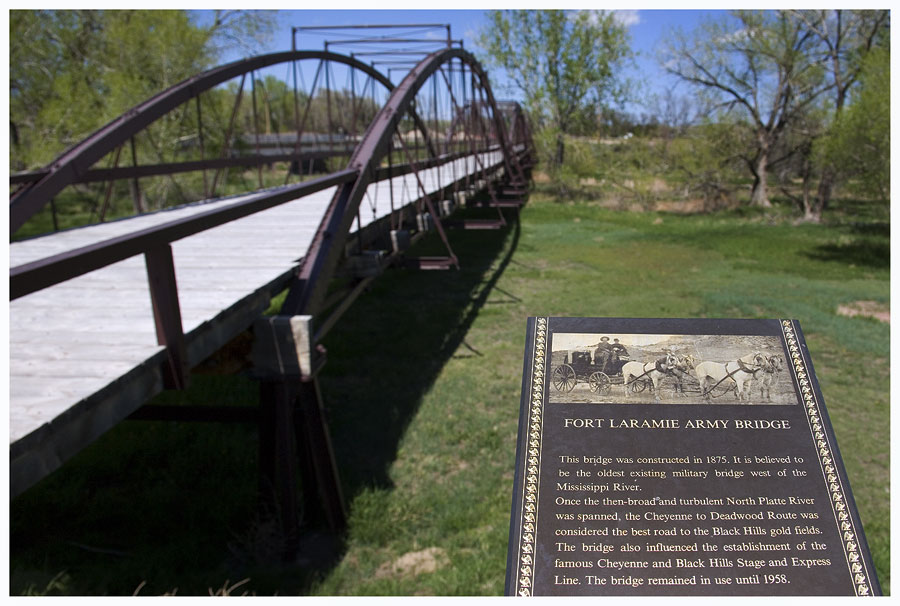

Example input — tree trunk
[793,152,821,222]
[555,133,565,169]
[816,168,835,212]
[800,172,820,222]
[749,151,771,207]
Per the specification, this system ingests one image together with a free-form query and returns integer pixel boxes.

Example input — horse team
[622,350,786,403]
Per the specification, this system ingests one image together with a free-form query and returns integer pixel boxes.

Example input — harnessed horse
[695,352,768,402]
[623,353,678,402]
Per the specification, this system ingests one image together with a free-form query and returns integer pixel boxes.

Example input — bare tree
[663,10,830,207]
[647,85,710,146]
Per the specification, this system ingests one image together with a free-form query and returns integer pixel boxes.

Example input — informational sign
[506,317,879,596]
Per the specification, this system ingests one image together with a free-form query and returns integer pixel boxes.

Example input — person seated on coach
[594,336,613,372]
[611,338,628,363]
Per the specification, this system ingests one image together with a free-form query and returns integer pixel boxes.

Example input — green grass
[9,193,889,595]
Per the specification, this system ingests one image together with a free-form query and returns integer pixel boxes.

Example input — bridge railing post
[144,244,189,390]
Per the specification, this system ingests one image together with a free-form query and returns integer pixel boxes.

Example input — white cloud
[612,10,641,27]
[579,9,641,28]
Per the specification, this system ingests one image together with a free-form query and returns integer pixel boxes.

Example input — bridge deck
[10,153,502,495]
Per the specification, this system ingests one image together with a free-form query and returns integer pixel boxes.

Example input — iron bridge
[9,24,535,549]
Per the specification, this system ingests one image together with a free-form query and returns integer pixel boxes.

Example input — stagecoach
[550,348,647,394]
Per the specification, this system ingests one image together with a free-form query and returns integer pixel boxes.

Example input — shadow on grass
[848,221,890,238]
[320,208,522,496]
[8,202,522,596]
[804,237,890,269]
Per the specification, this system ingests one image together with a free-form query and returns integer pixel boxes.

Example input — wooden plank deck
[9,152,503,496]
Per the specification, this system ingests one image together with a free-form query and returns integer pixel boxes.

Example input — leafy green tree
[9,9,274,170]
[479,10,631,172]
[789,10,889,218]
[816,46,890,202]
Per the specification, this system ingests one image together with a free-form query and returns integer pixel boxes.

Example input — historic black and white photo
[549,333,792,405]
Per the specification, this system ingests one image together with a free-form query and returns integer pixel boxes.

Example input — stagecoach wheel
[631,379,648,393]
[553,364,577,392]
[589,372,611,394]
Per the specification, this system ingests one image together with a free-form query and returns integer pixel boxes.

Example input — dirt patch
[655,198,707,213]
[375,547,449,580]
[650,178,669,194]
[837,300,890,324]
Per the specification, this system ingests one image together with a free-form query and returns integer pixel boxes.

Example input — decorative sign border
[780,320,873,596]
[514,316,548,596]
[509,318,877,596]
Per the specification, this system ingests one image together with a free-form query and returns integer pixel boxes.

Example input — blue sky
[199,9,721,116]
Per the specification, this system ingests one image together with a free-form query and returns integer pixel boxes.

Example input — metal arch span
[8,42,533,516]
[9,50,401,235]
[282,47,528,318]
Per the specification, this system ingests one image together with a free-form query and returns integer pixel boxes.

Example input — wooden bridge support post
[252,315,347,554]
[257,378,301,551]
[294,376,346,531]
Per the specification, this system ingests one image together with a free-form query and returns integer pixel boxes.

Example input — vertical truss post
[325,45,335,160]
[129,136,144,214]
[287,58,324,185]
[195,95,209,199]
[388,144,396,229]
[290,56,301,184]
[349,61,358,136]
[472,78,509,208]
[395,127,458,268]
[49,198,59,232]
[461,61,470,190]
[211,72,246,197]
[250,70,264,189]
[98,144,124,222]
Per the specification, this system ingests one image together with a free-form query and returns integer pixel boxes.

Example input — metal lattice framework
[9,38,534,544]
[281,46,529,317]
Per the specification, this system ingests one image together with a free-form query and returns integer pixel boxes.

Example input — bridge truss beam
[9,42,534,554]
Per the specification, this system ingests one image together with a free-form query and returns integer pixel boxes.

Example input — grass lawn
[9,191,889,595]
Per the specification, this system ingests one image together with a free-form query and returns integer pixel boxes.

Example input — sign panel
[506,317,879,596]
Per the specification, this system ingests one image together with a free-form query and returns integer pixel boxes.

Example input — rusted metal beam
[297,23,449,30]
[10,49,447,235]
[281,47,514,318]
[12,150,360,186]
[326,37,459,45]
[145,244,189,390]
[10,51,396,235]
